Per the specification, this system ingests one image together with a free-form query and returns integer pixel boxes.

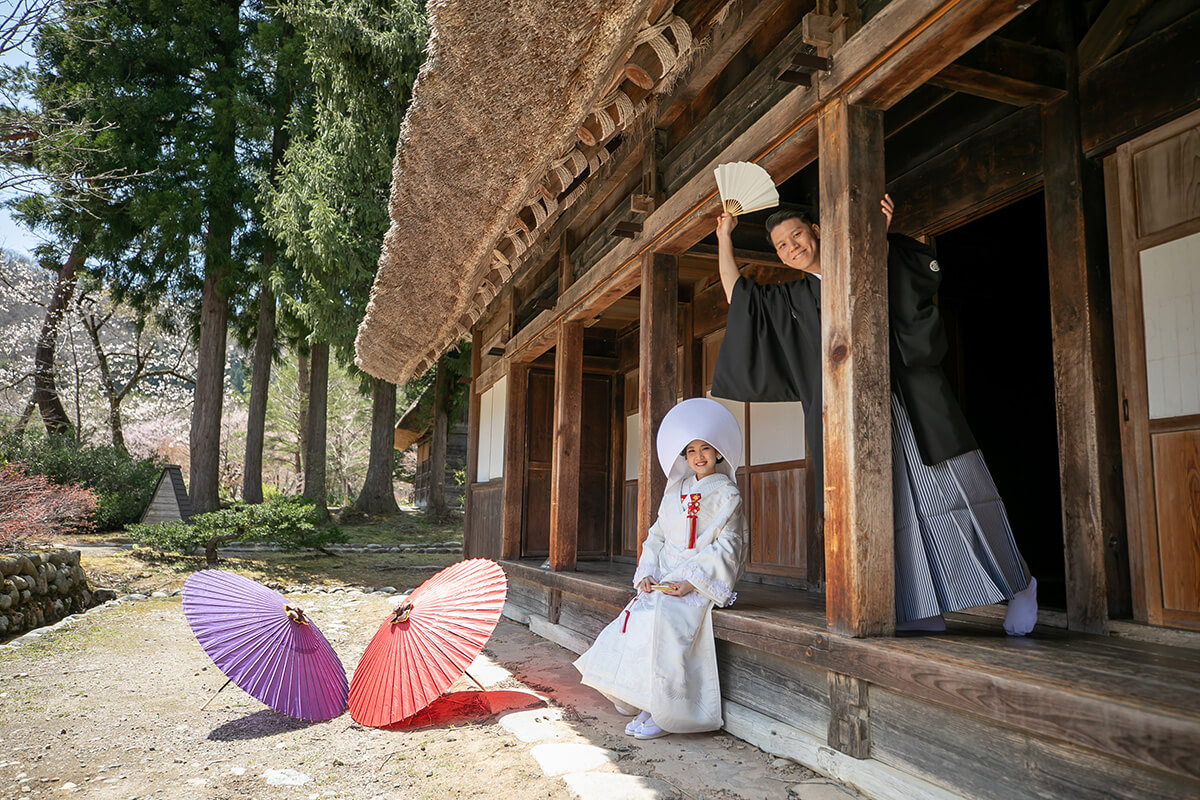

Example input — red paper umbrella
[348,558,507,727]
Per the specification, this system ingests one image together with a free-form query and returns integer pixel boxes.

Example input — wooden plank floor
[503,559,1200,784]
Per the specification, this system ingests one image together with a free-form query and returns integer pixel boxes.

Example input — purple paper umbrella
[182,570,348,722]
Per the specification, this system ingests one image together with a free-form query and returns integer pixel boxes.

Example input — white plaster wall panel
[706,392,747,458]
[1140,231,1200,419]
[489,376,507,480]
[476,387,494,482]
[749,401,806,466]
[625,412,640,480]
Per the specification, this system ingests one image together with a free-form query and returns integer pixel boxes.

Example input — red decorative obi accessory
[682,493,702,548]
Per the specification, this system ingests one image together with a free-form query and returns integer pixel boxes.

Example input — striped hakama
[890,392,1031,623]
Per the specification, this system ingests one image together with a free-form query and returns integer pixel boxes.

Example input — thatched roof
[356,0,691,384]
[393,384,435,451]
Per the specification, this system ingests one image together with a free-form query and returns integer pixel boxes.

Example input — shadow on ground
[207,709,321,741]
[382,689,546,731]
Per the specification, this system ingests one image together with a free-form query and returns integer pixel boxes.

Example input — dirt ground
[0,584,833,800]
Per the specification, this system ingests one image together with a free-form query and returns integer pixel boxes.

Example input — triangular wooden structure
[139,465,193,523]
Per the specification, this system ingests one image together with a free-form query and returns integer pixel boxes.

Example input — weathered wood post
[637,252,679,556]
[463,329,483,557]
[1041,0,1127,633]
[549,321,584,571]
[818,96,894,638]
[500,360,529,561]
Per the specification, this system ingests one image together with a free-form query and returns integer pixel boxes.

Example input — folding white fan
[713,161,779,216]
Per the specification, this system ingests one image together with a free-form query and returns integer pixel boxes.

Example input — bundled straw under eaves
[355,0,659,385]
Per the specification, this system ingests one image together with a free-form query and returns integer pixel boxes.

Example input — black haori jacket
[711,233,977,515]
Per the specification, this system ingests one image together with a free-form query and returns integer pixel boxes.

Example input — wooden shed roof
[355,0,694,384]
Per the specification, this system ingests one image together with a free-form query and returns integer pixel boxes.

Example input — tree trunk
[189,0,240,514]
[426,359,449,517]
[81,314,127,454]
[33,245,83,438]
[297,350,309,479]
[353,377,399,514]
[302,340,329,521]
[190,269,229,514]
[244,36,291,504]
[242,280,276,504]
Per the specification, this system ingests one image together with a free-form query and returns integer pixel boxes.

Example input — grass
[49,506,466,596]
[334,508,463,545]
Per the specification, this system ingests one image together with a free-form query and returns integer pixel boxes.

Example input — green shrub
[125,496,347,564]
[0,433,161,531]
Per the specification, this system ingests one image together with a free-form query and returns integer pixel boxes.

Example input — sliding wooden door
[1106,109,1200,629]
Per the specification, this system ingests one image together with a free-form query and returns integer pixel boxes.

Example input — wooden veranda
[501,559,1200,800]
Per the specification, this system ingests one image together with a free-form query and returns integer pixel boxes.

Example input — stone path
[484,615,865,800]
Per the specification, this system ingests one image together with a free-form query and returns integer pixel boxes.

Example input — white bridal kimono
[574,471,747,733]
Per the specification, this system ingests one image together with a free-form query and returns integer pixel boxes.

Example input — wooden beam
[824,0,1038,109]
[508,0,1034,366]
[661,13,810,195]
[1078,0,1156,72]
[888,105,1042,236]
[637,252,678,556]
[931,62,1055,107]
[501,361,529,560]
[928,37,1067,107]
[656,0,795,129]
[1080,7,1200,157]
[549,322,584,571]
[687,242,789,269]
[819,97,894,637]
[1041,0,1126,634]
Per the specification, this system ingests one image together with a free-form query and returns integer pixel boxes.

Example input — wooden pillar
[500,360,529,561]
[679,300,698,399]
[1041,0,1127,633]
[549,321,584,571]
[610,371,626,557]
[463,329,483,558]
[818,97,895,637]
[637,252,678,555]
[428,356,449,515]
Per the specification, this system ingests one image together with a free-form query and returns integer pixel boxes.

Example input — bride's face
[684,439,718,479]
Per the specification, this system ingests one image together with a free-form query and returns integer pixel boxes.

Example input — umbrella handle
[390,602,414,624]
[462,669,486,692]
[201,677,233,711]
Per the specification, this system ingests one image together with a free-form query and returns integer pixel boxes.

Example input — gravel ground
[0,587,852,800]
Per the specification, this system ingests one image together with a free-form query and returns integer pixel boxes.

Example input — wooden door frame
[1104,107,1200,627]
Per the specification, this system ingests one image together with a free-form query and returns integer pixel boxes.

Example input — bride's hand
[662,580,694,597]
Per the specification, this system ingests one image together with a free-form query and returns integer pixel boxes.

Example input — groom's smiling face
[769,218,821,274]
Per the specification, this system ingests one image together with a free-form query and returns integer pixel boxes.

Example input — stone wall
[0,549,108,638]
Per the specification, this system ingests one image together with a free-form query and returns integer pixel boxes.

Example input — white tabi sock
[1003,576,1038,636]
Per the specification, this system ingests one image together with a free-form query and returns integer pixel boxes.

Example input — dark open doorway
[933,192,1066,610]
